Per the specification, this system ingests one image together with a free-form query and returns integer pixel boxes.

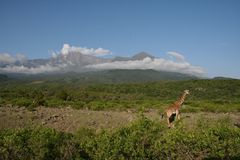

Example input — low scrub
[1,79,240,112]
[0,116,239,159]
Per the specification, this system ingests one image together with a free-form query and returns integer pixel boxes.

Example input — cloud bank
[0,44,206,76]
[0,53,27,64]
[0,64,65,74]
[86,55,205,76]
[167,51,185,62]
[55,43,111,57]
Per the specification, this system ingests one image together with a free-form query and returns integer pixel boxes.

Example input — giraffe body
[165,90,190,128]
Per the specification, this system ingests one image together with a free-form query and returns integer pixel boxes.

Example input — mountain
[50,51,109,66]
[111,52,154,62]
[0,51,204,78]
[4,69,199,83]
[213,76,237,80]
[131,52,154,60]
[89,69,198,83]
[0,74,8,81]
[112,56,131,62]
[11,51,156,69]
[103,69,198,82]
[23,59,50,67]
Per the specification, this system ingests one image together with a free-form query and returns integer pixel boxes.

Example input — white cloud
[59,43,111,56]
[0,52,66,74]
[15,53,27,62]
[167,51,185,62]
[0,46,206,76]
[85,55,206,76]
[0,53,15,63]
[0,64,66,74]
[51,52,58,58]
[0,53,27,64]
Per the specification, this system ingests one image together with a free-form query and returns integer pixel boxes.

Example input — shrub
[71,101,86,109]
[154,118,240,159]
[12,98,31,107]
[46,99,64,108]
[78,116,240,159]
[32,91,46,107]
[87,101,106,110]
[56,90,70,101]
[0,116,240,159]
[79,115,165,159]
[0,127,80,160]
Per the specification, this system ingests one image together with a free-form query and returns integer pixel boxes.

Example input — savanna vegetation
[0,79,240,112]
[0,115,239,159]
[1,77,240,159]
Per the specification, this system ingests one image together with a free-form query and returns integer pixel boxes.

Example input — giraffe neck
[175,93,187,109]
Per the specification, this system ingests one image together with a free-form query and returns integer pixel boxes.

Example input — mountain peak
[132,52,154,60]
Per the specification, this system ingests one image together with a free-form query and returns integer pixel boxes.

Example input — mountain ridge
[2,69,199,83]
[132,52,155,60]
[0,51,205,77]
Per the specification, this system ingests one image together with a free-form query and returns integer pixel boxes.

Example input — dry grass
[0,106,239,133]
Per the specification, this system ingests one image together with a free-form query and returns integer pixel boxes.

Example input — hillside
[0,74,8,81]
[4,69,199,83]
[75,69,198,83]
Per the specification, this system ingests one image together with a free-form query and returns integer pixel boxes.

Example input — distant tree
[57,90,69,101]
[32,90,46,107]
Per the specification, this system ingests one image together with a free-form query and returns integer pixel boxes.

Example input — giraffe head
[184,89,190,95]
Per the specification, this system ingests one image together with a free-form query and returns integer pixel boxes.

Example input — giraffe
[164,89,190,128]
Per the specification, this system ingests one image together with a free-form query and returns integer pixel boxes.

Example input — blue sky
[0,0,240,78]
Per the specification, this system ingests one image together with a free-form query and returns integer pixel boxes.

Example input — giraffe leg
[166,111,171,128]
[176,110,180,120]
[167,117,171,128]
[177,113,180,120]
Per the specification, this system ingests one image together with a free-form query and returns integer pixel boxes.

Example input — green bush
[0,127,81,160]
[1,79,240,112]
[78,115,165,159]
[11,98,31,107]
[0,116,240,159]
[76,116,240,159]
[56,90,72,101]
[46,99,64,107]
[32,91,46,107]
[87,101,107,110]
[154,118,240,159]
[71,101,86,109]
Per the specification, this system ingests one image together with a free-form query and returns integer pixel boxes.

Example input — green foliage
[0,79,240,112]
[0,116,240,159]
[71,101,86,109]
[32,90,46,107]
[46,98,65,108]
[77,116,164,159]
[56,90,72,101]
[0,127,81,160]
[156,119,240,159]
[12,98,32,107]
[76,116,240,159]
